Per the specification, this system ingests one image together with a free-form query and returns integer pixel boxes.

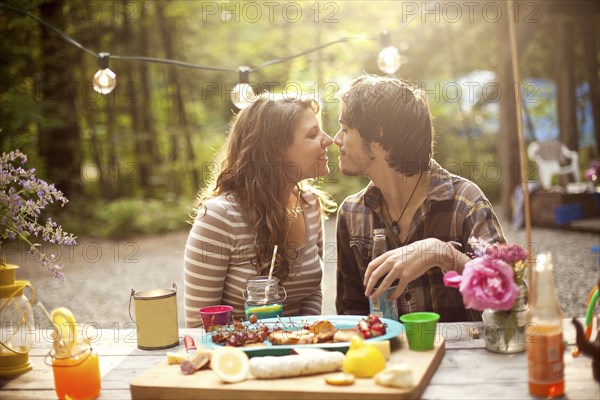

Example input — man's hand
[363,238,468,301]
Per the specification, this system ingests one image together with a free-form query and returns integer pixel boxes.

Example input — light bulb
[377,46,401,75]
[231,66,255,109]
[93,68,116,94]
[231,83,255,109]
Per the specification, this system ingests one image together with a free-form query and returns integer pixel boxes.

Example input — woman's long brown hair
[193,94,336,281]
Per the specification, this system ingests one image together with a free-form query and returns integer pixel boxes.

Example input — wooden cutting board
[130,335,445,400]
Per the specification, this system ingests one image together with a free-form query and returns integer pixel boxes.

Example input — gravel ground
[8,208,599,329]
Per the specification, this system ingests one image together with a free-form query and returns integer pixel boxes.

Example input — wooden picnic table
[1,318,597,399]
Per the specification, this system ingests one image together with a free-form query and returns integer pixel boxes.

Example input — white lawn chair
[527,140,580,189]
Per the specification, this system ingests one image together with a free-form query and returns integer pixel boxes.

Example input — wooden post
[507,0,533,287]
[555,16,579,153]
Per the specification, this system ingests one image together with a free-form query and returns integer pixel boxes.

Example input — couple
[183,75,504,328]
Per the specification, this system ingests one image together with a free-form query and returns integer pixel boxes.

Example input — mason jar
[49,337,101,400]
[482,284,528,353]
[243,276,286,320]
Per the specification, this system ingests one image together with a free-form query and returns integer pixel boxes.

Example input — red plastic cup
[199,305,233,331]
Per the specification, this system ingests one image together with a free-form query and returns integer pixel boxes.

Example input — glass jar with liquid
[49,337,101,400]
[369,228,399,321]
[243,276,287,320]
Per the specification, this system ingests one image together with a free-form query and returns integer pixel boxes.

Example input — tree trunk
[84,111,111,200]
[156,2,201,195]
[38,1,81,197]
[105,97,119,199]
[554,16,579,153]
[497,1,538,219]
[581,17,600,155]
[155,2,180,195]
[121,0,154,196]
[498,58,521,219]
[446,24,475,161]
[137,3,160,196]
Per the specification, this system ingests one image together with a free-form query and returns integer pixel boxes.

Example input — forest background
[1,0,598,240]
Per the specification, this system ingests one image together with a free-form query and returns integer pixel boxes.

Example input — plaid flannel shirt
[335,160,505,322]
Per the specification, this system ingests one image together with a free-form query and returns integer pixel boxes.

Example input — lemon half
[210,347,249,383]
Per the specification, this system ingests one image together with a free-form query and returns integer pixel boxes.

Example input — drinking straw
[38,302,53,324]
[265,245,278,300]
[268,245,278,280]
[572,285,598,357]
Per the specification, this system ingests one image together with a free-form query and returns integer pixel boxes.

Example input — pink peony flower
[443,270,462,288]
[459,257,520,311]
[445,238,527,311]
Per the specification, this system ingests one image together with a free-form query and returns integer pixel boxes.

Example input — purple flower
[1,150,76,279]
[584,160,600,182]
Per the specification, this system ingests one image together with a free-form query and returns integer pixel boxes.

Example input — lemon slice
[51,307,77,346]
[166,351,189,365]
[210,347,249,383]
[325,372,355,386]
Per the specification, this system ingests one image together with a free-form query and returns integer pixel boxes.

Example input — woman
[183,94,335,328]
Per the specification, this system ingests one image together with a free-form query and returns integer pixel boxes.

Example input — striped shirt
[184,191,324,328]
[336,160,505,322]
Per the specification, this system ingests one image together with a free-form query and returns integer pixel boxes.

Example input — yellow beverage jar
[243,276,286,320]
[51,343,101,400]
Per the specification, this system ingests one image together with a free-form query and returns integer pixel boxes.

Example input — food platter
[196,315,403,356]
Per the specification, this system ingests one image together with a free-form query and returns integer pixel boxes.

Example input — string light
[231,66,256,109]
[92,53,117,94]
[0,3,428,98]
[377,31,402,75]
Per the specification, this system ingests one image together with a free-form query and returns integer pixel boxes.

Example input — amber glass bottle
[527,253,565,397]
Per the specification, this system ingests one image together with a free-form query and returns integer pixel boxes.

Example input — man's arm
[463,199,505,245]
[364,196,505,300]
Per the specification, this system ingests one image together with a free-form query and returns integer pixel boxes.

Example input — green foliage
[1,1,597,236]
[60,197,191,239]
[97,198,190,238]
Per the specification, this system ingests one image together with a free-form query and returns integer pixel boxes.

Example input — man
[334,75,505,322]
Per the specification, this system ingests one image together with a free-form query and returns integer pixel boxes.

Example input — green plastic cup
[400,312,440,351]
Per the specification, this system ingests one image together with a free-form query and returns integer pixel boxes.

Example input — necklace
[382,170,424,236]
[289,188,303,218]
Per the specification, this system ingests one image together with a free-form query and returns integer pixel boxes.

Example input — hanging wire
[0,3,401,75]
[250,36,377,72]
[109,55,237,73]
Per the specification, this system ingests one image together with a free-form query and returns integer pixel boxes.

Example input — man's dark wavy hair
[337,75,435,176]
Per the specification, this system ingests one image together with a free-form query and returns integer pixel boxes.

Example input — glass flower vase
[482,285,528,353]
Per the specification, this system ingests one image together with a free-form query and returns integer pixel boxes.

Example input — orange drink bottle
[52,343,101,400]
[527,253,565,398]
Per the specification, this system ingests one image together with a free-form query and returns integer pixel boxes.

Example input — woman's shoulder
[197,194,243,220]
[300,188,321,211]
